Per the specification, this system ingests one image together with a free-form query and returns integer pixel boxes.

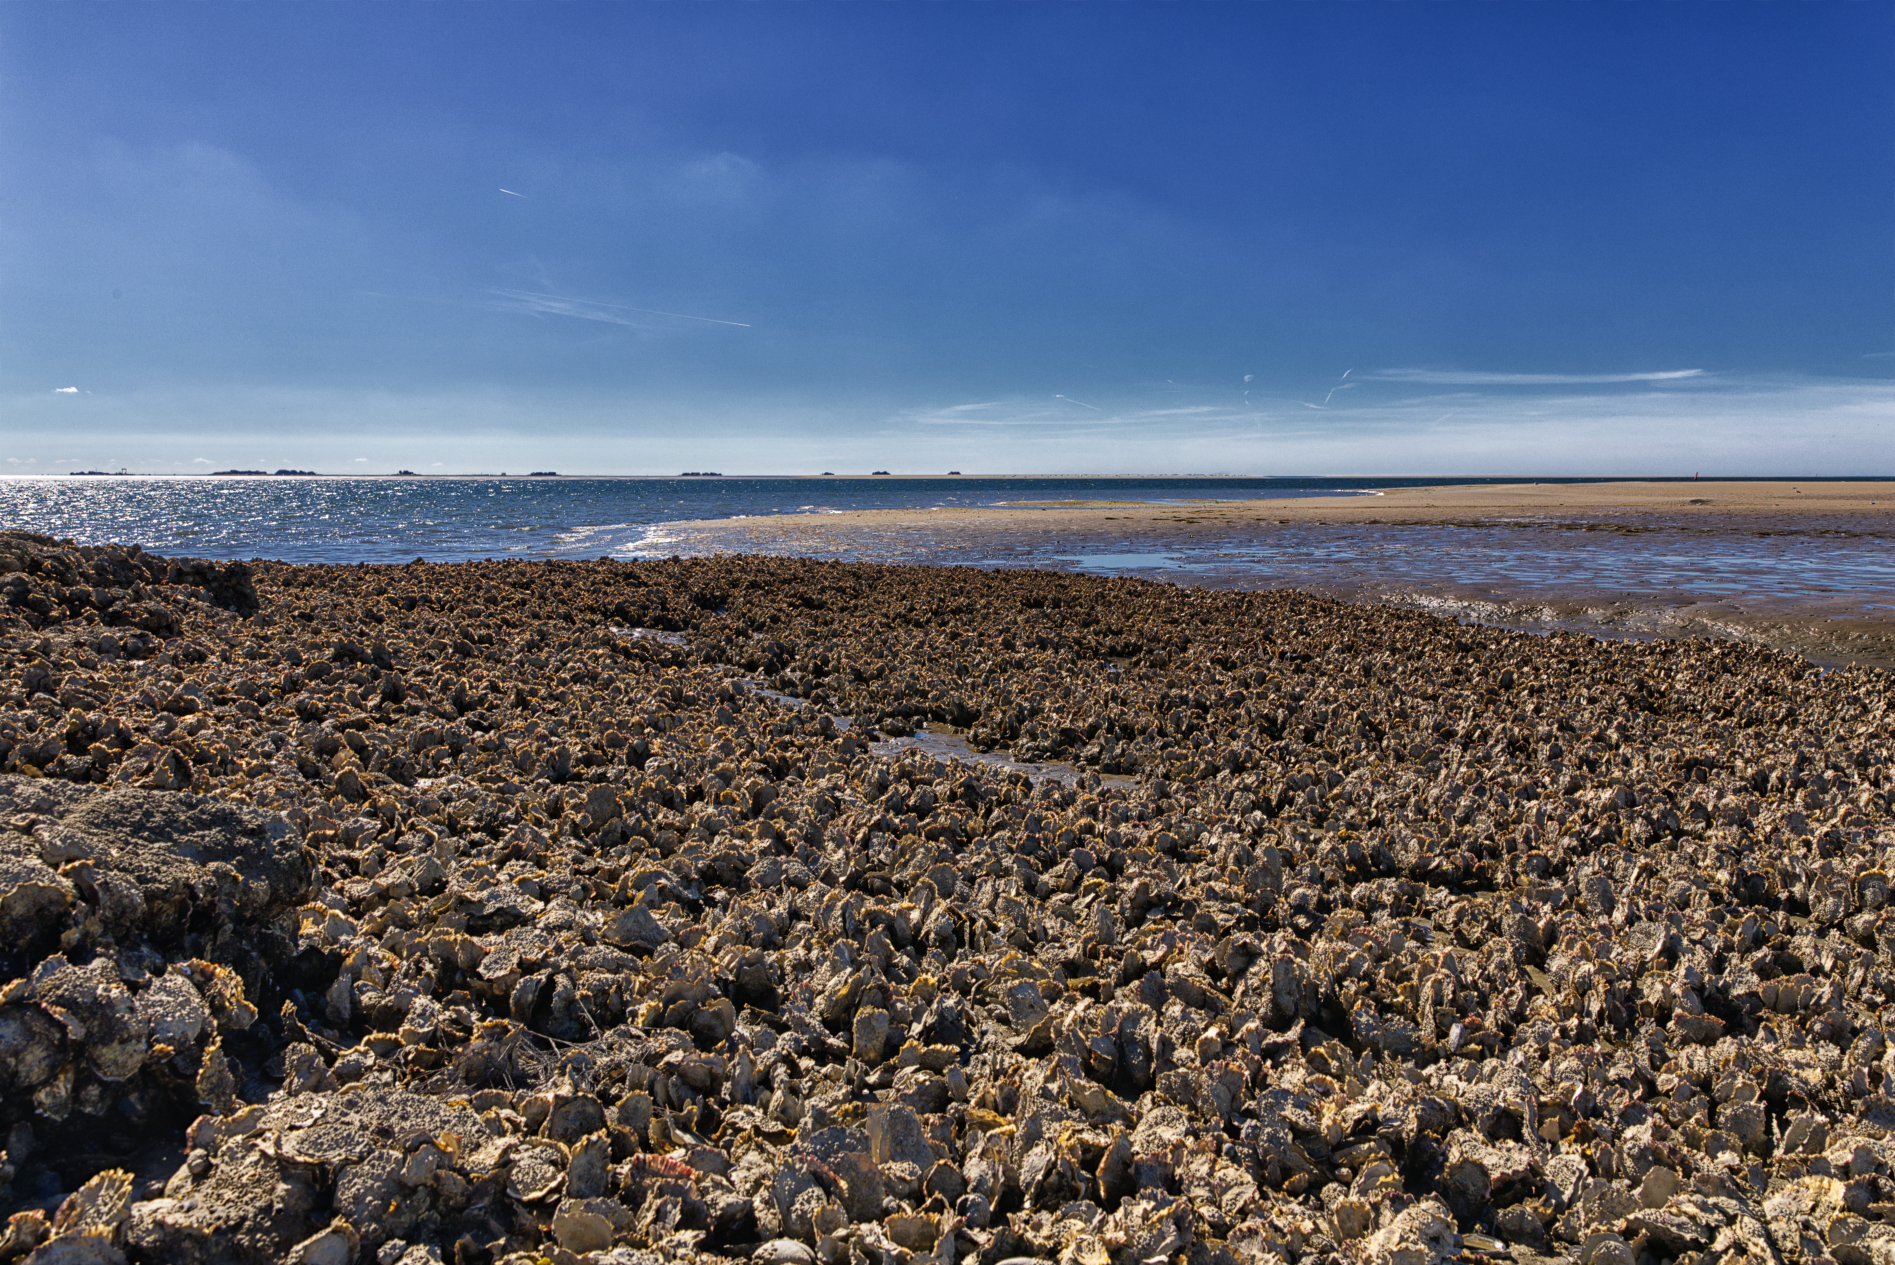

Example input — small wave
[551,522,634,548]
[611,522,718,559]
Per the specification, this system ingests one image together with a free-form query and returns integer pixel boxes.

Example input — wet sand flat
[657,481,1895,669]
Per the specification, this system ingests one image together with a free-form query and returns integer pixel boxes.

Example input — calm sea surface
[0,475,1449,564]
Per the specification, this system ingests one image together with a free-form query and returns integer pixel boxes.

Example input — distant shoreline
[29,472,1895,483]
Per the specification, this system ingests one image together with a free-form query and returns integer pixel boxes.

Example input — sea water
[0,474,1411,564]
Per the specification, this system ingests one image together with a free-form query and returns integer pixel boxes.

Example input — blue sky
[4,3,1891,475]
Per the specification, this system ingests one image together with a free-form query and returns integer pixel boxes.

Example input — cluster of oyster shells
[0,532,1890,1265]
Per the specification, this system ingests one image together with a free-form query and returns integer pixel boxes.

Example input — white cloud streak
[485,289,751,328]
[1365,368,1705,385]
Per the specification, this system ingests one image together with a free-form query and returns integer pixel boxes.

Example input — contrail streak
[1054,394,1103,411]
[498,188,526,198]
[489,289,752,327]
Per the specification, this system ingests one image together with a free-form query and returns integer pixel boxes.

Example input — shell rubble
[0,532,1887,1265]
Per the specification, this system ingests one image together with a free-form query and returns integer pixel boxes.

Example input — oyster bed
[0,530,1892,1265]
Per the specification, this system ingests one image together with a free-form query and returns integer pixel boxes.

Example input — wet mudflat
[658,509,1895,670]
[0,530,1892,1265]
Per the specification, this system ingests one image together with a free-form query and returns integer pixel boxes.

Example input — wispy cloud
[485,289,751,328]
[911,411,1088,428]
[53,387,77,394]
[907,397,1135,428]
[664,152,765,207]
[1365,368,1705,385]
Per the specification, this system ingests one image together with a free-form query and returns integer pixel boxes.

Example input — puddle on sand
[1057,552,1187,570]
[1055,550,1300,574]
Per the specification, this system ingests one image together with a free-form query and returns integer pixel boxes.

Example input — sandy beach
[1144,479,1895,520]
[678,480,1895,530]
[658,481,1895,670]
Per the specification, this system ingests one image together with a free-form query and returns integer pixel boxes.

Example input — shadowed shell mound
[0,777,308,957]
[0,530,257,639]
[0,777,309,1214]
[0,543,1889,1265]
